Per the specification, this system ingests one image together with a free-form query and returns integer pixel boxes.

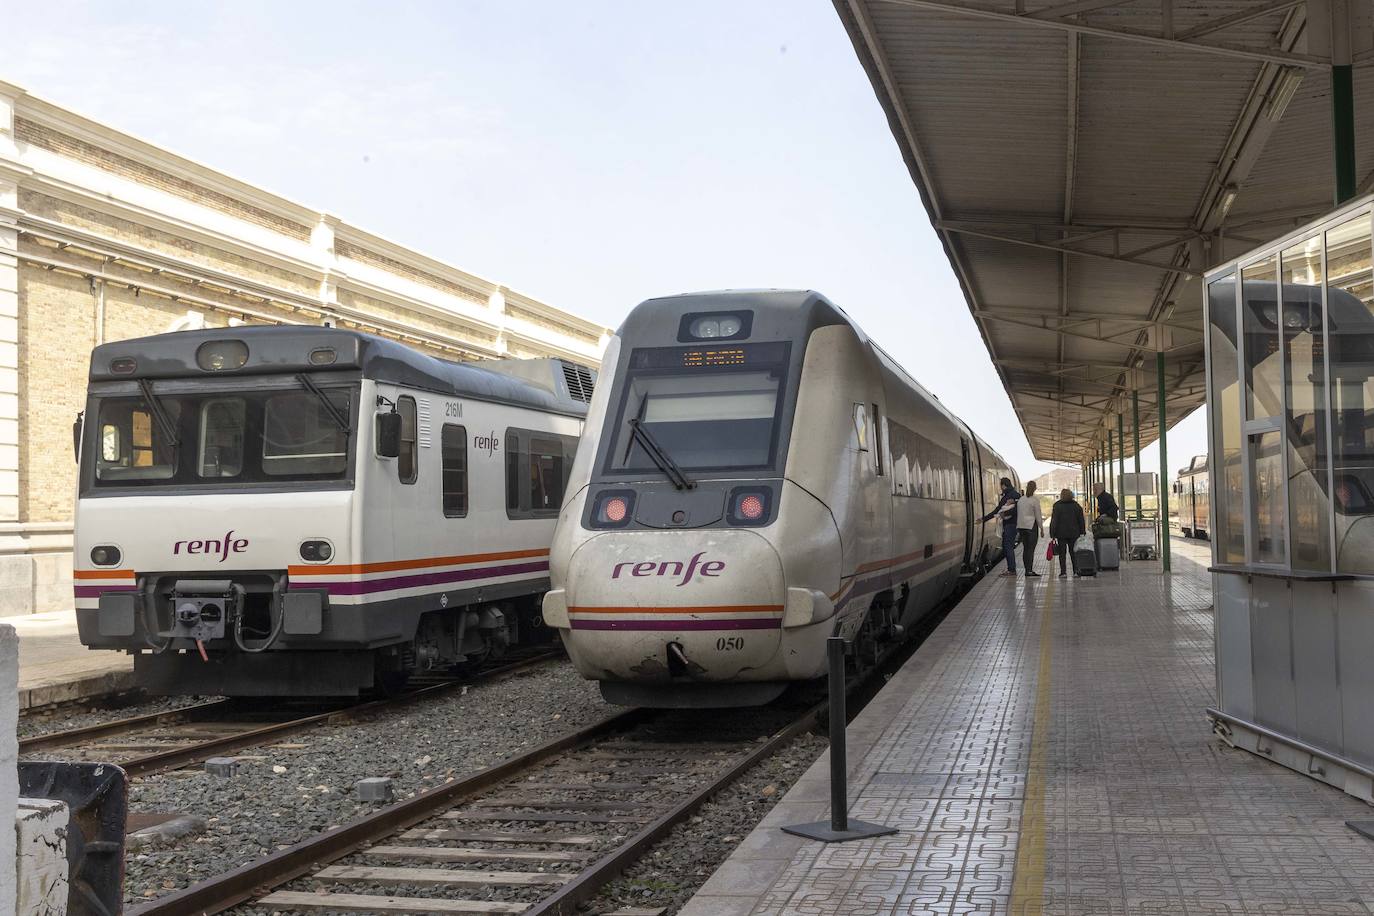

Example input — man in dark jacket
[981,477,1021,578]
[1050,488,1087,577]
[1094,483,1120,521]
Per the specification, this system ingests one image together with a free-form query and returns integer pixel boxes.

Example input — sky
[6,0,1208,486]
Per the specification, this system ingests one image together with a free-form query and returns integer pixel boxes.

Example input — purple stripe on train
[570,618,781,631]
[289,560,550,596]
[74,585,137,598]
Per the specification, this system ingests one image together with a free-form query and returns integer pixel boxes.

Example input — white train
[73,325,594,695]
[542,290,1016,707]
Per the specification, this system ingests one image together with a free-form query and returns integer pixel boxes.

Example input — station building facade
[0,80,611,617]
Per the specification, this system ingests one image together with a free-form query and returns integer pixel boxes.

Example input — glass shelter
[1206,194,1374,803]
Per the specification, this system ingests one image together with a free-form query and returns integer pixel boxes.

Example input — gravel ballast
[583,732,828,915]
[119,660,608,905]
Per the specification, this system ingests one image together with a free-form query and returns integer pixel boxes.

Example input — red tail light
[603,496,628,523]
[592,491,636,528]
[728,487,771,526]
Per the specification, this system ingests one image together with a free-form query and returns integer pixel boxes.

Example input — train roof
[619,289,1016,479]
[620,289,859,343]
[87,325,594,417]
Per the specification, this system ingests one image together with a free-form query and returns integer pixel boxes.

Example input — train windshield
[607,344,789,473]
[88,384,355,489]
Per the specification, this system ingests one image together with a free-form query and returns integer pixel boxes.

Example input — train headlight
[727,488,771,526]
[90,545,122,567]
[309,347,337,365]
[196,340,249,372]
[299,540,334,562]
[109,357,137,375]
[591,491,636,529]
[680,311,751,342]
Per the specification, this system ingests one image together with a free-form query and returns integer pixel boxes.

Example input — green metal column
[1107,433,1115,498]
[1334,63,1356,204]
[1157,352,1171,572]
[1117,413,1125,509]
[1132,389,1142,519]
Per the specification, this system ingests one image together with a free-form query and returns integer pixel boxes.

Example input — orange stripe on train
[74,569,135,580]
[289,547,550,578]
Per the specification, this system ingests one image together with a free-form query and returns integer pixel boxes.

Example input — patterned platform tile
[680,539,1374,916]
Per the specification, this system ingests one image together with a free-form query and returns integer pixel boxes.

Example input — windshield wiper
[136,379,180,447]
[296,374,351,433]
[628,418,694,491]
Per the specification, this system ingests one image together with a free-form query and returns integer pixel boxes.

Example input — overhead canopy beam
[1175,0,1305,41]
[875,0,1332,68]
[938,222,1204,276]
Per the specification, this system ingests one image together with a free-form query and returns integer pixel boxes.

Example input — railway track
[126,637,923,916]
[18,650,564,780]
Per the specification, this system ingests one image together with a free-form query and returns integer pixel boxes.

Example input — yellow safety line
[1009,576,1054,915]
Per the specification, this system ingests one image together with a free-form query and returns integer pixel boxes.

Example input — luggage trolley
[1126,517,1158,561]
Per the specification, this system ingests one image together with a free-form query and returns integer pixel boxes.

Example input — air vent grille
[561,361,595,402]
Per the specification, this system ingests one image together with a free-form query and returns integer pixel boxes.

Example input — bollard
[782,637,897,843]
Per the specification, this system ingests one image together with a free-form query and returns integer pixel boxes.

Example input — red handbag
[1045,540,1055,560]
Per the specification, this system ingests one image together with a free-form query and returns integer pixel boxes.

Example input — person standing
[1050,488,1088,577]
[1017,480,1045,577]
[1093,481,1120,521]
[981,477,1021,578]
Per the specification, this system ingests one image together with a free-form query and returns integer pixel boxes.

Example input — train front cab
[545,294,894,706]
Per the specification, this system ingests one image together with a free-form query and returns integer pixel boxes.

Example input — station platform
[5,610,134,710]
[682,537,1374,915]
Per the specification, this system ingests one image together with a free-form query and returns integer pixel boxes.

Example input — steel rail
[22,649,564,778]
[18,698,234,755]
[126,705,652,916]
[525,697,826,916]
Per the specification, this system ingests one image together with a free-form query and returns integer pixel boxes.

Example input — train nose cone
[559,529,785,683]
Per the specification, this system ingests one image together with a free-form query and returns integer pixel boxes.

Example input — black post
[782,637,897,843]
[827,636,849,831]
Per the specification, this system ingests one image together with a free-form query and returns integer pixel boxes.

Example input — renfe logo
[473,431,500,457]
[174,530,248,563]
[612,551,725,587]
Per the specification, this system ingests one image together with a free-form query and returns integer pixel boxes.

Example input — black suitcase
[1074,535,1097,577]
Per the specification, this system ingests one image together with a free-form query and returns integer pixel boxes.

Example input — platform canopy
[834,0,1374,463]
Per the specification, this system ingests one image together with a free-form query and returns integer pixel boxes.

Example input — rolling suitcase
[1073,534,1097,577]
[1095,536,1120,571]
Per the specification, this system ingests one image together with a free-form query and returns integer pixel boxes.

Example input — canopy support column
[1117,412,1125,510]
[1157,352,1171,572]
[1132,388,1142,519]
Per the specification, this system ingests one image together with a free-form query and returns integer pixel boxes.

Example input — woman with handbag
[1016,480,1045,577]
[1049,488,1087,578]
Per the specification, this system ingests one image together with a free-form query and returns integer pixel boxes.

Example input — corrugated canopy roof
[834,0,1374,462]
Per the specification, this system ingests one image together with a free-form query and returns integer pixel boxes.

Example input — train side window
[872,403,885,476]
[397,396,418,484]
[529,436,564,513]
[852,404,869,452]
[441,424,467,517]
[506,432,521,511]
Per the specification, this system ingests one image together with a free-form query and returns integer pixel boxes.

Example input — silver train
[1175,455,1210,540]
[73,325,592,695]
[542,290,1017,707]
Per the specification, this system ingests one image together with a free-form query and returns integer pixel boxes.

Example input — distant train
[1175,455,1209,540]
[542,290,1016,707]
[73,325,594,695]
